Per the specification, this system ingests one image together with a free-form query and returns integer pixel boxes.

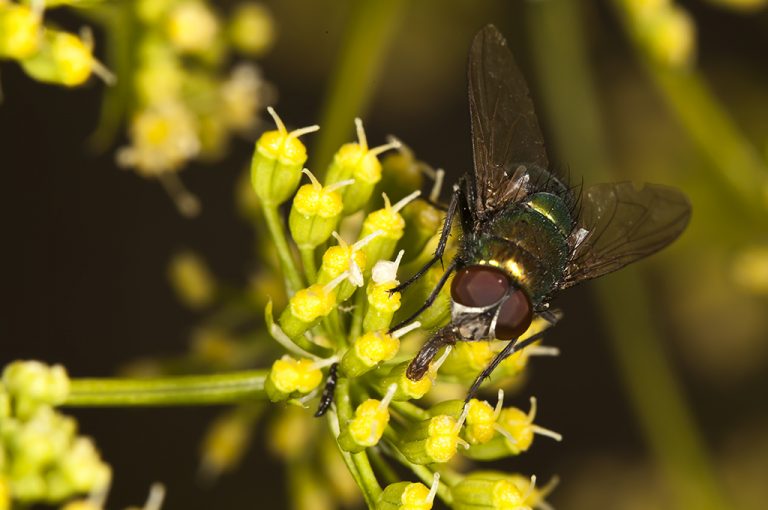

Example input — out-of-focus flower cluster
[0,361,110,509]
[114,0,275,213]
[0,0,114,87]
[164,110,563,509]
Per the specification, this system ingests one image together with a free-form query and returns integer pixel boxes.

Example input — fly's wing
[468,24,549,217]
[560,182,691,289]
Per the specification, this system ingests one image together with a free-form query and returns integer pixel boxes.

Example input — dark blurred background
[2,0,768,508]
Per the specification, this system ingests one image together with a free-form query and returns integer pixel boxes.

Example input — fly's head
[450,265,533,341]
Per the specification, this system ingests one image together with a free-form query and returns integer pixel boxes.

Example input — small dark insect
[315,362,338,417]
[390,24,691,401]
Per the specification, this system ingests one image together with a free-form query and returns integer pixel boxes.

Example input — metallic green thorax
[462,191,573,305]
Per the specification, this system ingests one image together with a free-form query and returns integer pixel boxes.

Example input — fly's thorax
[464,200,571,304]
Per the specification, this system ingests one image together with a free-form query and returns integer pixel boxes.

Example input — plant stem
[311,0,407,172]
[262,204,304,293]
[300,246,318,284]
[65,370,268,407]
[526,2,731,509]
[334,378,382,506]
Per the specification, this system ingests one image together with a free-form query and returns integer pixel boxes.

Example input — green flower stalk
[377,473,440,510]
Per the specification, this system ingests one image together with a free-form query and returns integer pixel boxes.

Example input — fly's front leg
[406,326,457,381]
[388,258,457,334]
[390,181,463,295]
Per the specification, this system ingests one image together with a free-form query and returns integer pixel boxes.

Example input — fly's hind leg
[464,311,563,402]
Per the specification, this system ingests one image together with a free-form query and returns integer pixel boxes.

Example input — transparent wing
[468,24,549,216]
[560,182,691,288]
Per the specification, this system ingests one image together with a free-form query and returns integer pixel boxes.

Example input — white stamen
[522,475,537,505]
[91,58,117,86]
[528,346,560,357]
[352,230,382,250]
[431,345,453,373]
[391,321,421,339]
[377,383,398,412]
[430,168,445,203]
[297,387,320,407]
[532,425,563,442]
[354,118,368,150]
[494,389,505,420]
[269,322,318,360]
[311,356,340,370]
[332,231,348,247]
[427,472,440,503]
[391,190,421,213]
[348,259,364,287]
[143,483,166,510]
[30,0,45,17]
[455,401,470,432]
[528,396,538,422]
[372,249,405,284]
[368,139,402,157]
[158,172,200,217]
[302,168,321,188]
[267,106,286,134]
[494,423,518,445]
[288,124,320,139]
[326,178,355,193]
[323,271,350,293]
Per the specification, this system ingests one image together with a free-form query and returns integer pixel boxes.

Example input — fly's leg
[464,312,563,402]
[406,326,458,381]
[390,182,462,295]
[314,363,339,417]
[388,258,457,333]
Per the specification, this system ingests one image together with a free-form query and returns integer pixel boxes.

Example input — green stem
[65,370,268,407]
[311,0,407,172]
[262,205,304,293]
[300,246,318,284]
[526,2,731,509]
[334,378,382,506]
[612,0,768,213]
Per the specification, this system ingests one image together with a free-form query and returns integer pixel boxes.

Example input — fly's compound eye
[451,266,510,308]
[495,288,533,340]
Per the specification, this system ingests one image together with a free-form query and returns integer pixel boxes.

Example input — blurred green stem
[66,370,267,406]
[262,204,305,292]
[612,0,768,212]
[311,0,407,172]
[526,2,730,509]
[300,246,317,283]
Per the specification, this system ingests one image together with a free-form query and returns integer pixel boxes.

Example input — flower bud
[200,406,259,478]
[166,1,220,55]
[279,275,346,339]
[377,473,439,510]
[338,386,395,453]
[0,477,9,510]
[360,192,419,267]
[637,4,696,68]
[51,437,112,496]
[21,29,112,87]
[3,361,70,419]
[398,201,443,263]
[228,3,275,56]
[399,414,463,465]
[340,331,400,378]
[464,397,561,461]
[363,255,403,332]
[325,119,400,214]
[375,361,433,401]
[289,170,352,249]
[439,342,495,383]
[317,234,370,302]
[451,473,532,510]
[251,108,318,206]
[0,4,41,60]
[265,356,323,402]
[168,251,215,309]
[377,141,425,203]
[6,407,76,474]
